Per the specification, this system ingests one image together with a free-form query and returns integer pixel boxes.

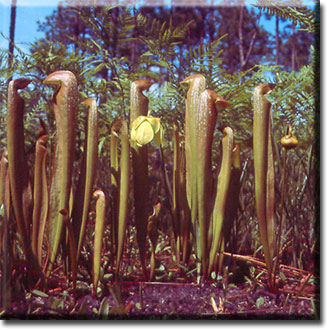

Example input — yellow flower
[280,125,298,150]
[131,115,164,147]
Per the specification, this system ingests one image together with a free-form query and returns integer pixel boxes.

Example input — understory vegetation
[0,0,319,319]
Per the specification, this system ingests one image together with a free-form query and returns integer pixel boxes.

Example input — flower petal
[147,117,161,134]
[135,120,154,146]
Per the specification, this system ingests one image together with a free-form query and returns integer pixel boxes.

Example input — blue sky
[0,5,56,51]
[0,0,318,54]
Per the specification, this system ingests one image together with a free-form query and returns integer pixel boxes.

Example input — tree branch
[238,1,258,70]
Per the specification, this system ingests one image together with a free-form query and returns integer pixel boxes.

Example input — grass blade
[99,297,109,319]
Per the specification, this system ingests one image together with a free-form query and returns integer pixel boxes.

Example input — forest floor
[1,253,319,320]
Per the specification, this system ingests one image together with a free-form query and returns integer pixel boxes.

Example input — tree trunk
[8,0,17,82]
[291,23,296,71]
[238,0,256,71]
[238,3,245,69]
[275,14,279,65]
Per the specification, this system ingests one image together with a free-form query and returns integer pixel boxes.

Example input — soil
[2,260,319,321]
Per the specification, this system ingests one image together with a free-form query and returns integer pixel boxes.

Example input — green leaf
[93,190,106,296]
[256,297,264,308]
[112,119,130,280]
[253,83,276,291]
[74,98,99,263]
[44,71,78,279]
[180,74,206,276]
[32,290,49,298]
[49,297,62,310]
[98,136,107,157]
[32,134,48,267]
[208,126,233,276]
[279,271,287,282]
[99,297,109,319]
[77,296,89,315]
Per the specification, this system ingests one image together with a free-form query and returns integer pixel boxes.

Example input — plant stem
[273,148,288,289]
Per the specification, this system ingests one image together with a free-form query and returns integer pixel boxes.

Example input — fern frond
[254,0,317,32]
